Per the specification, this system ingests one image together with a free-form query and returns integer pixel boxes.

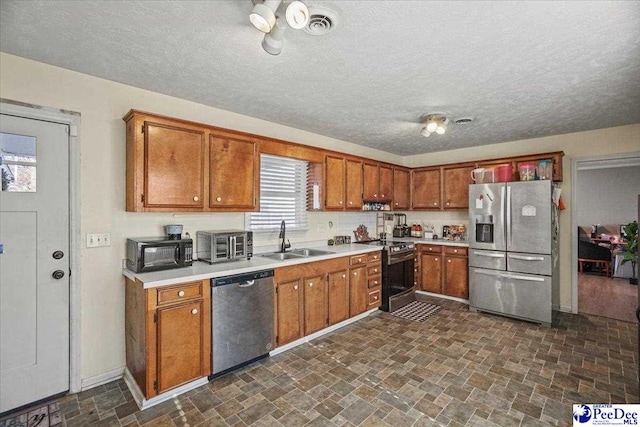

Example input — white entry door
[0,114,70,413]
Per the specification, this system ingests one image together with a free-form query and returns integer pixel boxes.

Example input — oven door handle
[388,251,415,264]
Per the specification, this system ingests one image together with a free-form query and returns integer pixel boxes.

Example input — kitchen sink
[258,248,335,261]
[258,252,305,261]
[289,248,335,257]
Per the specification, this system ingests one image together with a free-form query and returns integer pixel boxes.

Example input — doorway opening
[572,152,640,323]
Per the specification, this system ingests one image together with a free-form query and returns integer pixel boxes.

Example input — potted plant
[621,220,638,285]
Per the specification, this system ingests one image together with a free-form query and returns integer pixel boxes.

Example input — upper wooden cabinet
[325,155,345,210]
[124,111,257,212]
[138,121,205,211]
[442,165,474,209]
[411,168,441,209]
[363,163,393,202]
[393,167,410,210]
[209,132,258,211]
[345,159,363,210]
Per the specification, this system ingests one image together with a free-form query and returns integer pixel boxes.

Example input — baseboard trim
[269,308,379,356]
[123,368,209,411]
[415,290,469,305]
[81,367,125,391]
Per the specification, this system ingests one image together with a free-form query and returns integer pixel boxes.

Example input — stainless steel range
[357,240,415,312]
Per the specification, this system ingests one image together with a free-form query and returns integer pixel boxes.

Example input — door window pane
[1,132,36,192]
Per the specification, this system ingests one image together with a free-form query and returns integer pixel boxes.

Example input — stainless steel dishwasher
[210,269,274,378]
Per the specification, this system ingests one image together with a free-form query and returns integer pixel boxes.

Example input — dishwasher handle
[238,280,255,288]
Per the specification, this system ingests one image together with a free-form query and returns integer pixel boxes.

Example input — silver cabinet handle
[193,196,199,202]
[341,274,346,278]
[216,196,222,202]
[191,308,198,315]
[293,285,298,290]
[178,290,185,297]
[309,282,313,287]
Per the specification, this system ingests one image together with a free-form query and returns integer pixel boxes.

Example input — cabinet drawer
[367,265,381,276]
[444,246,467,256]
[367,275,381,288]
[367,252,381,263]
[157,282,202,305]
[350,254,367,266]
[420,245,442,253]
[367,288,381,308]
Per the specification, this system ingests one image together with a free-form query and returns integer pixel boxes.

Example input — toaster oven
[196,230,253,264]
[126,237,193,273]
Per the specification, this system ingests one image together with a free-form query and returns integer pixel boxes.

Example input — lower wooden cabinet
[275,279,303,346]
[275,252,381,347]
[125,278,211,398]
[416,245,469,299]
[328,270,349,325]
[304,275,328,335]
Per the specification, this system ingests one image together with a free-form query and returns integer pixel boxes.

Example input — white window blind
[247,154,308,230]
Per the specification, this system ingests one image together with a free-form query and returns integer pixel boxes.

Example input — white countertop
[393,237,469,247]
[123,243,384,289]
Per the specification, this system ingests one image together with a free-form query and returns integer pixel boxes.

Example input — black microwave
[126,237,193,273]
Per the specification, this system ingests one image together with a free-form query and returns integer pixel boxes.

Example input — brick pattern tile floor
[57,296,638,426]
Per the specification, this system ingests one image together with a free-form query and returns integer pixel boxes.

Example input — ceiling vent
[303,7,338,36]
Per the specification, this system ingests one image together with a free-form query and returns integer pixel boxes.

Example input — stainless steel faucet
[279,220,291,253]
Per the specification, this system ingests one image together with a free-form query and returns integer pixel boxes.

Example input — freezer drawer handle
[497,273,545,282]
[238,280,255,288]
[508,254,545,261]
[473,269,499,276]
[474,251,504,258]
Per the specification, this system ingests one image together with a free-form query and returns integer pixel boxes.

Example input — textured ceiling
[1,1,639,155]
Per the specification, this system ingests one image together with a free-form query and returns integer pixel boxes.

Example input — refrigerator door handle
[474,250,505,258]
[500,185,506,241]
[506,184,512,249]
[508,254,545,261]
[497,272,545,282]
[473,268,501,276]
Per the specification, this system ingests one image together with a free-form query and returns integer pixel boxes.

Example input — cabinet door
[349,266,367,316]
[393,168,410,210]
[420,253,442,293]
[345,159,363,210]
[328,270,349,325]
[443,166,473,209]
[156,300,204,393]
[276,280,303,346]
[304,276,327,335]
[379,165,394,202]
[144,122,205,208]
[325,156,345,209]
[362,163,379,201]
[209,135,257,210]
[411,169,441,209]
[444,256,468,299]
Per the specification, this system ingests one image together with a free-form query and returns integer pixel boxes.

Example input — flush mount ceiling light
[420,114,449,138]
[249,0,282,33]
[250,0,311,55]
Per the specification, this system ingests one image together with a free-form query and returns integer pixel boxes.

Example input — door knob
[52,270,65,280]
[52,250,64,259]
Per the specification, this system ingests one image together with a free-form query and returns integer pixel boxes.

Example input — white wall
[576,166,640,228]
[1,52,639,382]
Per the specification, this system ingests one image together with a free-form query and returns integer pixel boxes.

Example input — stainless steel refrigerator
[468,180,559,325]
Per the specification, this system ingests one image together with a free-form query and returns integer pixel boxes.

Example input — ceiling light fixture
[420,114,449,138]
[249,0,282,33]
[250,0,311,55]
[285,1,309,29]
[262,16,287,55]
